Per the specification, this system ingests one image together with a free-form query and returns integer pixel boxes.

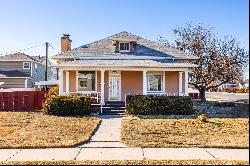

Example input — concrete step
[101,112,125,115]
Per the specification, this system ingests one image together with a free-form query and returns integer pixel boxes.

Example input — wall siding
[0,61,31,76]
[165,71,179,95]
[31,62,46,83]
[0,78,26,89]
[121,71,143,101]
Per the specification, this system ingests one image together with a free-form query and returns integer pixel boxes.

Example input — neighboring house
[33,55,58,89]
[51,32,197,108]
[216,79,249,92]
[0,53,47,89]
[33,55,55,80]
[244,79,249,89]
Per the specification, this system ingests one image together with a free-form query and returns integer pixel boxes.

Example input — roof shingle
[0,70,30,78]
[52,31,196,59]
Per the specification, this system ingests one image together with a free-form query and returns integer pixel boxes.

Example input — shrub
[198,114,208,123]
[47,86,59,97]
[42,95,92,116]
[125,95,194,115]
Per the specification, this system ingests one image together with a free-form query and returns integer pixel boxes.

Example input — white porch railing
[65,92,101,104]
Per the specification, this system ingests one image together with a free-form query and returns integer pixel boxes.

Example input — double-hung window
[147,71,164,92]
[23,62,30,69]
[78,71,96,92]
[119,42,130,52]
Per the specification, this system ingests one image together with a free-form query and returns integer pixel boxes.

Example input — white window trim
[146,71,165,93]
[119,42,130,52]
[77,71,97,94]
[23,62,31,69]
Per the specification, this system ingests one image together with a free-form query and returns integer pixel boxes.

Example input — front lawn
[121,116,249,148]
[0,112,100,148]
[0,160,248,165]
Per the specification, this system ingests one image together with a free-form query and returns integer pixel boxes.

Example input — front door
[109,71,121,101]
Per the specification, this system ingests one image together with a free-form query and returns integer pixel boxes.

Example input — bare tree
[159,24,249,101]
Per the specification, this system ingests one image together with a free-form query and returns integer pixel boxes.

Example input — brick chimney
[61,34,72,53]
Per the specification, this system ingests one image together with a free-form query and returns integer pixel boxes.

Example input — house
[33,55,57,79]
[215,79,249,92]
[0,53,49,89]
[51,32,197,111]
[244,79,249,89]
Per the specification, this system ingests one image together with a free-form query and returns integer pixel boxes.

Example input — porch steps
[101,101,125,115]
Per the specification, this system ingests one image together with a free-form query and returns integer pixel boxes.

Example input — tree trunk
[199,88,206,102]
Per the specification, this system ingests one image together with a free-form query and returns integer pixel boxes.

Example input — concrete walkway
[0,115,249,162]
[78,115,127,148]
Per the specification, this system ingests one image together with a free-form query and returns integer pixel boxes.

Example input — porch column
[100,70,105,105]
[143,70,147,95]
[65,71,69,95]
[100,70,105,114]
[184,71,189,96]
[59,69,64,95]
[178,72,183,96]
[76,70,78,92]
[24,78,28,88]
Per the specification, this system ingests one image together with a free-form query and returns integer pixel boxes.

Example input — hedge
[125,95,194,115]
[42,95,92,116]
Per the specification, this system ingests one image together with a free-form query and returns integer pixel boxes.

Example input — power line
[0,43,44,56]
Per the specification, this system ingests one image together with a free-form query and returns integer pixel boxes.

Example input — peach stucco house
[51,32,197,113]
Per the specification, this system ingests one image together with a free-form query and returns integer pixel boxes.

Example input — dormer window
[119,42,130,52]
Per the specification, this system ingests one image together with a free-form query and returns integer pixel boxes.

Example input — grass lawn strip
[0,112,100,148]
[0,160,248,165]
[121,116,249,148]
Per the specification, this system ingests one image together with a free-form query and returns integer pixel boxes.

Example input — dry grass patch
[0,160,248,165]
[121,116,249,148]
[0,112,100,148]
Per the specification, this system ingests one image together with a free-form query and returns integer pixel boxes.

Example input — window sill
[77,91,97,94]
[119,50,130,53]
[147,91,166,94]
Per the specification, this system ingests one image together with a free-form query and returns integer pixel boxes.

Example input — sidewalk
[0,148,249,161]
[0,115,249,162]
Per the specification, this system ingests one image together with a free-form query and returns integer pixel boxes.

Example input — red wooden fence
[0,91,46,111]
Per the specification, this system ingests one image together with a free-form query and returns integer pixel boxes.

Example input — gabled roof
[0,70,30,78]
[52,31,197,60]
[0,53,39,62]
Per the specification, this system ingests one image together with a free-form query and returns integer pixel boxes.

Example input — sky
[0,0,249,77]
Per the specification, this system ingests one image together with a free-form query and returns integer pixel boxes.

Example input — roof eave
[51,64,198,68]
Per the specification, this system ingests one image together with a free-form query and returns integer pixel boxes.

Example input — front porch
[58,67,189,113]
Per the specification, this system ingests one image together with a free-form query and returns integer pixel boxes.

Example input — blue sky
[0,0,249,76]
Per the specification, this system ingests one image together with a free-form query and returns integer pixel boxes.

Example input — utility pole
[45,42,48,81]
